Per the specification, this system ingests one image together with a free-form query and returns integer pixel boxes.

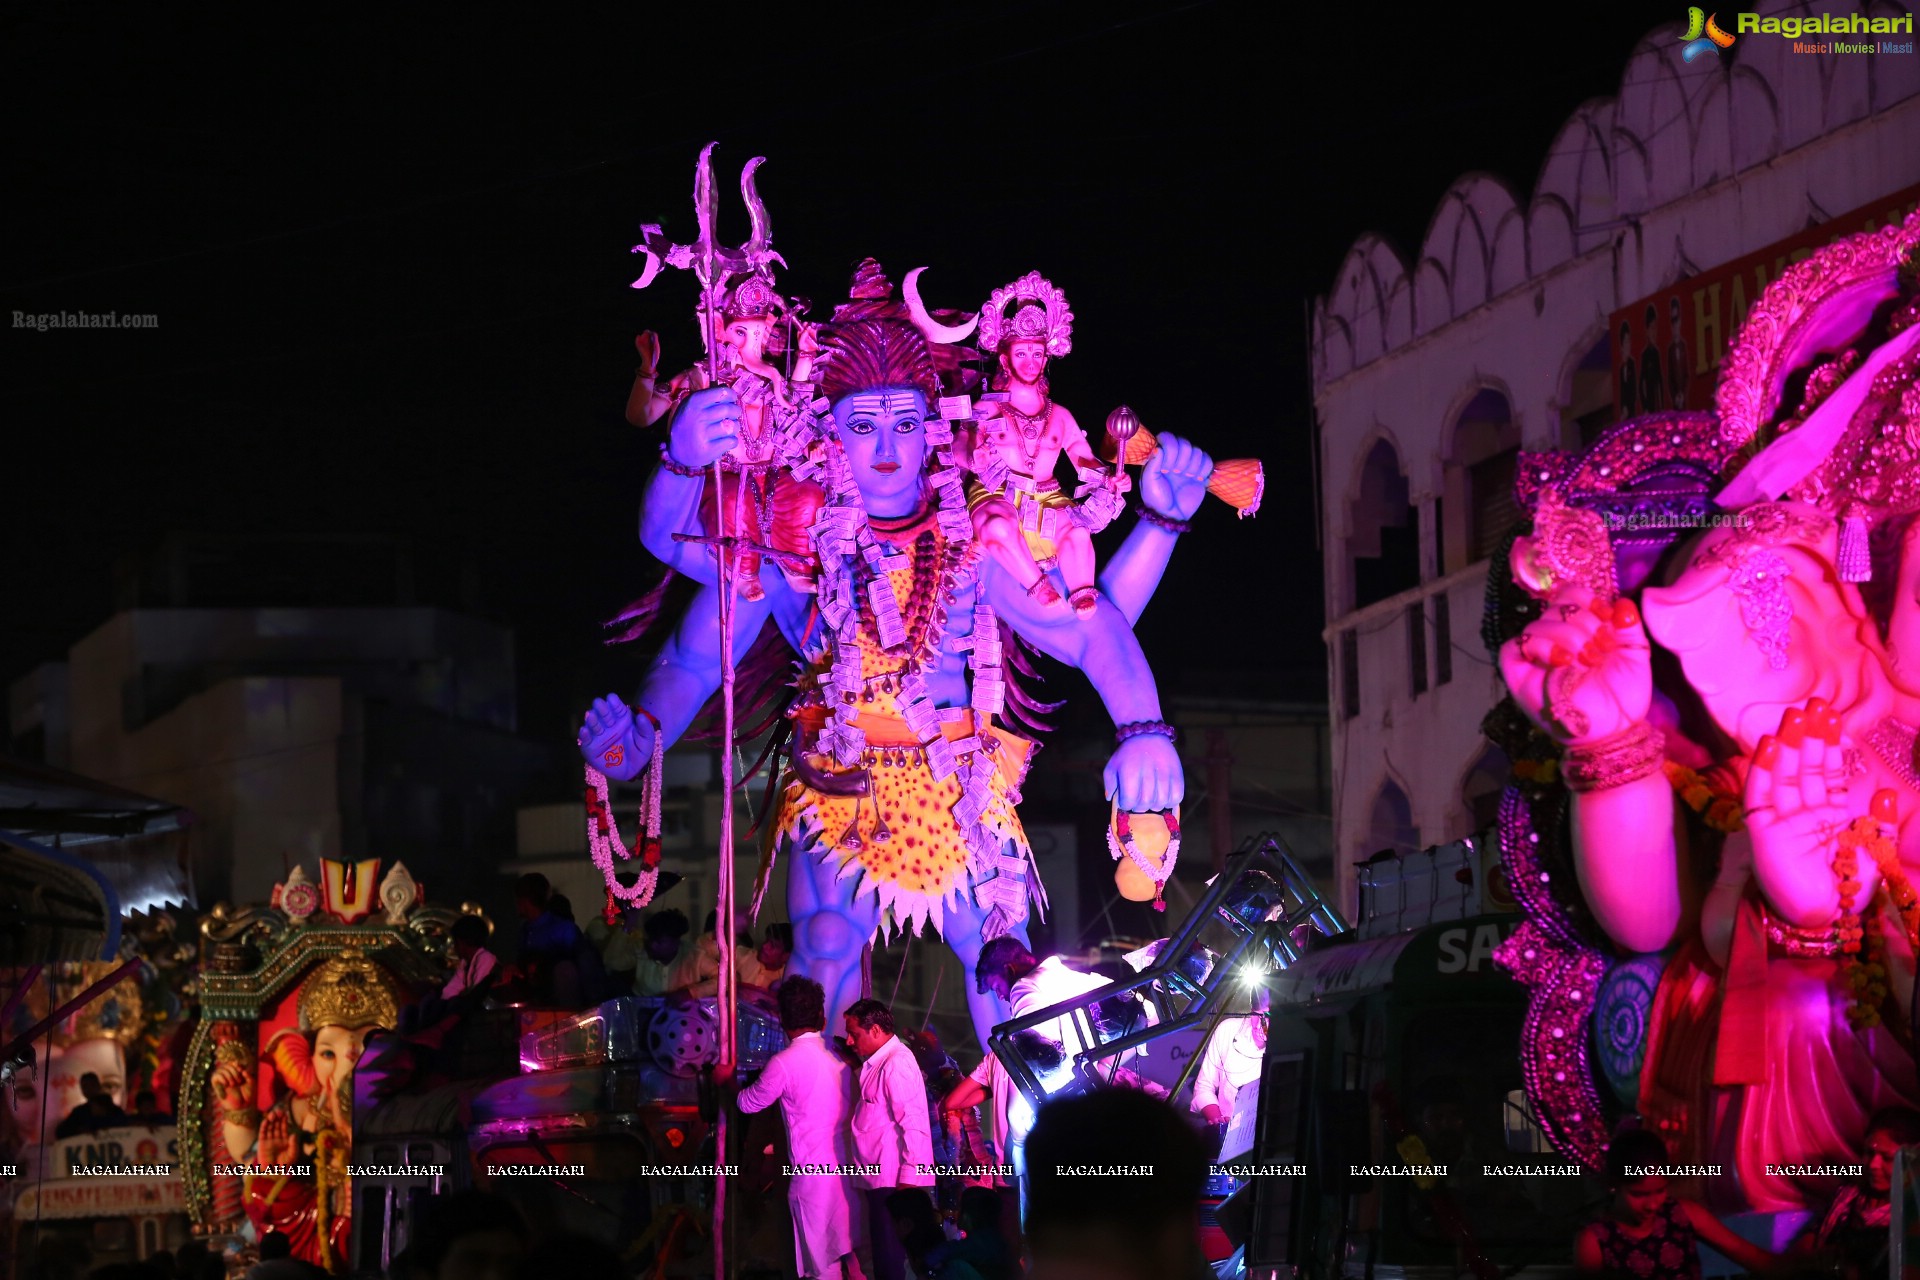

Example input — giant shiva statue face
[832,387,928,518]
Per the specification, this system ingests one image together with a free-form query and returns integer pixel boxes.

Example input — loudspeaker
[1244,1051,1311,1269]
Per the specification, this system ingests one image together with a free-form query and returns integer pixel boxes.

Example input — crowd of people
[707,934,1227,1280]
[49,893,1920,1280]
[1575,1111,1920,1280]
[458,875,797,1010]
[394,878,1217,1279]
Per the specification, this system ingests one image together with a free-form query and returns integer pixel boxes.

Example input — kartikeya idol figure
[962,271,1128,617]
[1494,209,1920,1212]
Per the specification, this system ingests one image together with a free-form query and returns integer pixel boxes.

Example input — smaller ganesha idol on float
[188,858,437,1274]
[1492,208,1920,1214]
[212,950,400,1271]
[624,150,818,603]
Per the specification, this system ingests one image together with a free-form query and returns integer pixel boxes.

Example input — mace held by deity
[1101,405,1264,517]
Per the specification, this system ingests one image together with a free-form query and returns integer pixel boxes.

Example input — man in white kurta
[977,939,1113,1067]
[732,978,863,1280]
[845,1000,935,1280]
[1010,955,1111,1057]
[1191,991,1269,1127]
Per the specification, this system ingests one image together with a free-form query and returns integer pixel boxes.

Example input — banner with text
[1610,184,1920,421]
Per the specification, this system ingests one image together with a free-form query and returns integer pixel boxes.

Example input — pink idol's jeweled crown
[979,271,1074,358]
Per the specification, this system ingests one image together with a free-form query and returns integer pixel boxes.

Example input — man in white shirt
[441,916,501,1001]
[1191,987,1269,1129]
[844,999,934,1280]
[975,938,1111,1063]
[724,977,863,1280]
[942,1029,1074,1253]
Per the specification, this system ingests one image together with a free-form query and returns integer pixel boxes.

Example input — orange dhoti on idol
[760,514,1046,942]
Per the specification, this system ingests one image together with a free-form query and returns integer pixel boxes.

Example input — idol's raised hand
[578,694,654,782]
[1138,433,1214,521]
[1744,700,1884,928]
[1498,590,1651,747]
[665,385,742,469]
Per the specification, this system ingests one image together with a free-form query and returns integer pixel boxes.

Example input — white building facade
[1312,5,1920,917]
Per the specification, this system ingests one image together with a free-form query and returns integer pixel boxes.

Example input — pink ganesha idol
[960,271,1128,617]
[623,151,816,603]
[1496,208,1920,1213]
[625,272,818,603]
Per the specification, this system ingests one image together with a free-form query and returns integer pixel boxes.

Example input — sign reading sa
[1435,922,1513,974]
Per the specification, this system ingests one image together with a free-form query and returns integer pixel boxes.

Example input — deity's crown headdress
[297,948,401,1032]
[979,271,1073,358]
[817,259,982,402]
[1713,211,1920,520]
[1510,210,1920,596]
[723,274,783,320]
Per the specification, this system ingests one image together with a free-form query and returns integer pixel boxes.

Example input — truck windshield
[1398,1008,1595,1247]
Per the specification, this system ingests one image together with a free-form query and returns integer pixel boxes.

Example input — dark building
[7,534,560,908]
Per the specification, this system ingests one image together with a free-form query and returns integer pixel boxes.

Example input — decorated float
[179,857,463,1273]
[585,143,1258,1041]
[1490,209,1920,1216]
[571,142,1263,1275]
[3,956,192,1276]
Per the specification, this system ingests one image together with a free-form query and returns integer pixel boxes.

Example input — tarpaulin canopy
[1267,913,1523,1010]
[0,754,191,962]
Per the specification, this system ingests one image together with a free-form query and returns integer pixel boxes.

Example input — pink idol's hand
[1497,591,1652,747]
[1744,700,1884,926]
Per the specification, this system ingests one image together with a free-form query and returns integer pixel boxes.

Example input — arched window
[1367,779,1420,857]
[1441,389,1519,573]
[1461,744,1511,834]
[1349,439,1419,611]
[1564,334,1614,449]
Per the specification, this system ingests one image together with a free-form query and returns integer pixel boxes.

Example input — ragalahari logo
[1715,8,1916,55]
[1680,7,1738,61]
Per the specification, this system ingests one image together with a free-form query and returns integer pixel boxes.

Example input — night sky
[5,4,1669,754]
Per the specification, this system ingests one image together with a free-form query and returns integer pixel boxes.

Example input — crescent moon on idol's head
[630,247,662,290]
[630,225,666,290]
[903,267,979,345]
